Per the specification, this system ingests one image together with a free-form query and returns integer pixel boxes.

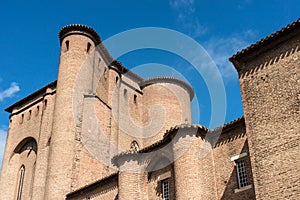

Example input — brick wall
[66,174,118,200]
[237,31,300,199]
[147,164,175,200]
[0,86,56,200]
[44,33,98,199]
[211,121,255,200]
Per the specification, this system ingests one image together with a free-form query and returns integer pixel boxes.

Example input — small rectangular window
[162,179,170,200]
[236,160,248,188]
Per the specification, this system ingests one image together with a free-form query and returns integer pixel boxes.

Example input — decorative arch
[10,137,38,200]
[13,137,37,154]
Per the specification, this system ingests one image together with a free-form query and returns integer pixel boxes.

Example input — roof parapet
[58,24,101,45]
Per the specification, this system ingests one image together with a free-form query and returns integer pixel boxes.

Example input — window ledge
[231,152,248,161]
[234,185,252,193]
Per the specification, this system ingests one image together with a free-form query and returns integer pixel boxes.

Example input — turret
[44,24,102,199]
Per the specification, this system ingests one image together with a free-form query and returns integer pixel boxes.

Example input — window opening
[162,179,170,200]
[17,165,25,200]
[20,114,24,124]
[65,40,69,51]
[130,141,139,151]
[134,94,137,104]
[87,42,91,53]
[236,160,248,188]
[28,110,32,120]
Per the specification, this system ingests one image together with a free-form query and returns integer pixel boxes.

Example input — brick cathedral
[0,19,299,200]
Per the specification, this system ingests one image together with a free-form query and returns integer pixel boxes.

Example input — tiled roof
[140,123,208,152]
[66,172,118,199]
[112,123,208,166]
[230,18,300,61]
[212,116,245,132]
[112,117,246,166]
[59,24,102,45]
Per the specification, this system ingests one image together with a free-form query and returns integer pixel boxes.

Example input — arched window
[130,141,139,152]
[17,165,25,200]
[11,138,37,200]
[14,138,37,154]
[133,94,137,104]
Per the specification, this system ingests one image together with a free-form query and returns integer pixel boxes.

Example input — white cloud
[170,0,195,12]
[203,30,256,80]
[0,82,20,101]
[169,0,207,38]
[0,127,7,170]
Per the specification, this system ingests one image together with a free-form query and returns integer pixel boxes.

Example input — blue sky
[0,0,299,167]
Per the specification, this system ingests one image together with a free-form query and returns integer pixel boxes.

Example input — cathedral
[0,18,299,200]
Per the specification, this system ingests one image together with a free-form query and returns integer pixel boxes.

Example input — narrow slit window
[134,94,137,104]
[20,114,24,124]
[17,165,25,200]
[87,42,91,53]
[65,40,69,51]
[28,110,32,120]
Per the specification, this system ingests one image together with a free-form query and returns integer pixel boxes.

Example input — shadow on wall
[220,140,256,200]
[147,157,175,200]
[239,43,299,78]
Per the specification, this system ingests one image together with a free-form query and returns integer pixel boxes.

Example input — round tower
[139,77,194,147]
[44,24,101,199]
